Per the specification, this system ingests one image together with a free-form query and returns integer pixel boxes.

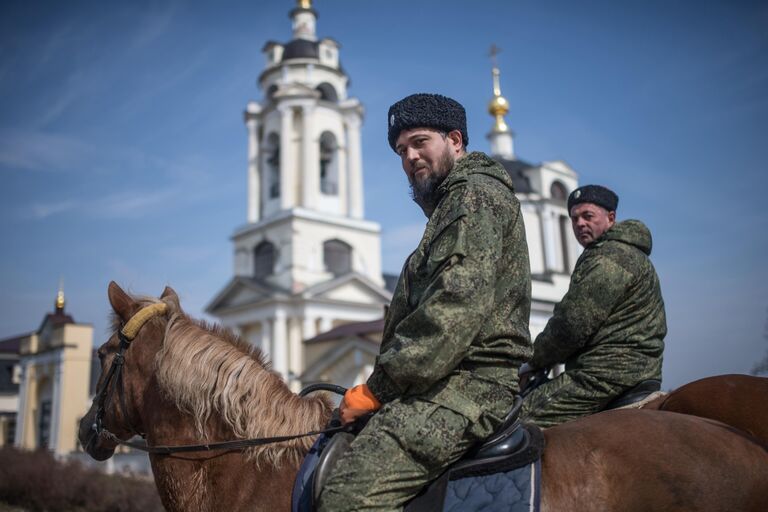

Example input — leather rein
[91,302,348,455]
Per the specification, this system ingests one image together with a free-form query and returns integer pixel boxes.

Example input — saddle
[522,371,662,411]
[292,397,545,512]
[604,379,662,410]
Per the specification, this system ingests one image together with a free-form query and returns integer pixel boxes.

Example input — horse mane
[120,295,333,467]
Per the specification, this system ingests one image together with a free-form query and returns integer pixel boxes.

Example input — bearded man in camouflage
[318,93,532,511]
[519,185,667,428]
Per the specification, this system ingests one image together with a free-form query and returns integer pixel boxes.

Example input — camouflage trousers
[317,397,479,512]
[519,370,623,428]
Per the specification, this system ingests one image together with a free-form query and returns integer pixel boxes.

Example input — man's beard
[409,146,455,214]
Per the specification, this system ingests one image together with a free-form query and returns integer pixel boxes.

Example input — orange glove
[339,384,381,424]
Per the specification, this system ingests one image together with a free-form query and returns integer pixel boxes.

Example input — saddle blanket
[292,432,542,512]
[442,459,541,512]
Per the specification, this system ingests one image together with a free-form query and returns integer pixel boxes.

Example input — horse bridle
[90,302,349,455]
[91,302,169,445]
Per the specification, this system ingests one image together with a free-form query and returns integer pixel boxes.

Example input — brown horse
[643,373,768,442]
[79,283,768,512]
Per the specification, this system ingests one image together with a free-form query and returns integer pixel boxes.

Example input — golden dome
[488,66,510,133]
[298,0,312,8]
[488,94,509,117]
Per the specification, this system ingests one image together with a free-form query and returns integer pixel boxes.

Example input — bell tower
[208,1,390,386]
[235,0,380,292]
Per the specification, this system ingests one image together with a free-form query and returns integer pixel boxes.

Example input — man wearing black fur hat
[318,93,532,511]
[519,185,667,428]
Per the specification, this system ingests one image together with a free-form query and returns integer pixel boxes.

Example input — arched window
[266,84,278,100]
[253,241,276,279]
[550,181,568,202]
[319,131,338,195]
[264,133,280,199]
[323,239,352,276]
[316,83,338,102]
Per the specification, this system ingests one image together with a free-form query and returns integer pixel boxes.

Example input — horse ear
[160,286,180,306]
[108,281,138,322]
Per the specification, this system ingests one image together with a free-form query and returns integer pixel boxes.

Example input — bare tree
[752,307,768,376]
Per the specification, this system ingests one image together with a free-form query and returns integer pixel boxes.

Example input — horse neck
[139,376,300,512]
[138,316,332,511]
[154,314,333,444]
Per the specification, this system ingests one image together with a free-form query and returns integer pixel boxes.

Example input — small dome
[282,39,319,61]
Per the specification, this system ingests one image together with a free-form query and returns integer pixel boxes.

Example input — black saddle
[604,379,661,410]
[301,397,545,512]
[522,371,662,411]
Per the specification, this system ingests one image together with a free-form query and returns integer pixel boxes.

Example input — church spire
[486,44,515,159]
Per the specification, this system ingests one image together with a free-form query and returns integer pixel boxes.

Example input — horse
[642,373,768,442]
[79,282,768,512]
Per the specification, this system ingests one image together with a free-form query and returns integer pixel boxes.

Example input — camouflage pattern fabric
[521,220,667,428]
[318,152,532,511]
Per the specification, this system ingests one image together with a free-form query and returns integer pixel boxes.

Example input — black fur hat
[387,93,468,152]
[567,184,619,213]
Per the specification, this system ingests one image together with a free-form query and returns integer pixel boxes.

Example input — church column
[49,359,63,453]
[272,310,289,379]
[261,319,272,361]
[14,363,29,447]
[279,106,296,210]
[345,115,364,218]
[301,315,317,378]
[301,104,318,209]
[245,103,261,223]
[302,315,317,341]
[319,317,333,335]
[288,317,303,385]
[540,206,558,272]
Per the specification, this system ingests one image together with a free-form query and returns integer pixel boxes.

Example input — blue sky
[1,0,766,389]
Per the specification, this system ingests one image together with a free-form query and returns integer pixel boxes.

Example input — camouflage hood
[600,219,653,255]
[438,151,516,196]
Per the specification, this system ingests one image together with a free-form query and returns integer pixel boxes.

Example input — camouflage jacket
[529,220,667,387]
[367,152,532,427]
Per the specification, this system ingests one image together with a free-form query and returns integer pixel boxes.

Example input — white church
[207,0,580,391]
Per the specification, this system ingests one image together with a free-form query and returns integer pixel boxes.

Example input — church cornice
[206,272,390,316]
[231,207,381,241]
[300,272,392,302]
[258,60,346,87]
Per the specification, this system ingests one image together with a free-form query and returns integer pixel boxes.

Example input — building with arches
[0,289,93,456]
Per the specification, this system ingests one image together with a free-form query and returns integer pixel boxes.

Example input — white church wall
[313,105,349,215]
[290,213,383,288]
[260,109,285,219]
[530,304,554,340]
[521,203,545,275]
[532,275,572,304]
[261,65,348,102]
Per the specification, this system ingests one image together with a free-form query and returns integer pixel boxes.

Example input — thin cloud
[28,200,78,219]
[0,130,98,173]
[128,2,180,51]
[23,188,177,221]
